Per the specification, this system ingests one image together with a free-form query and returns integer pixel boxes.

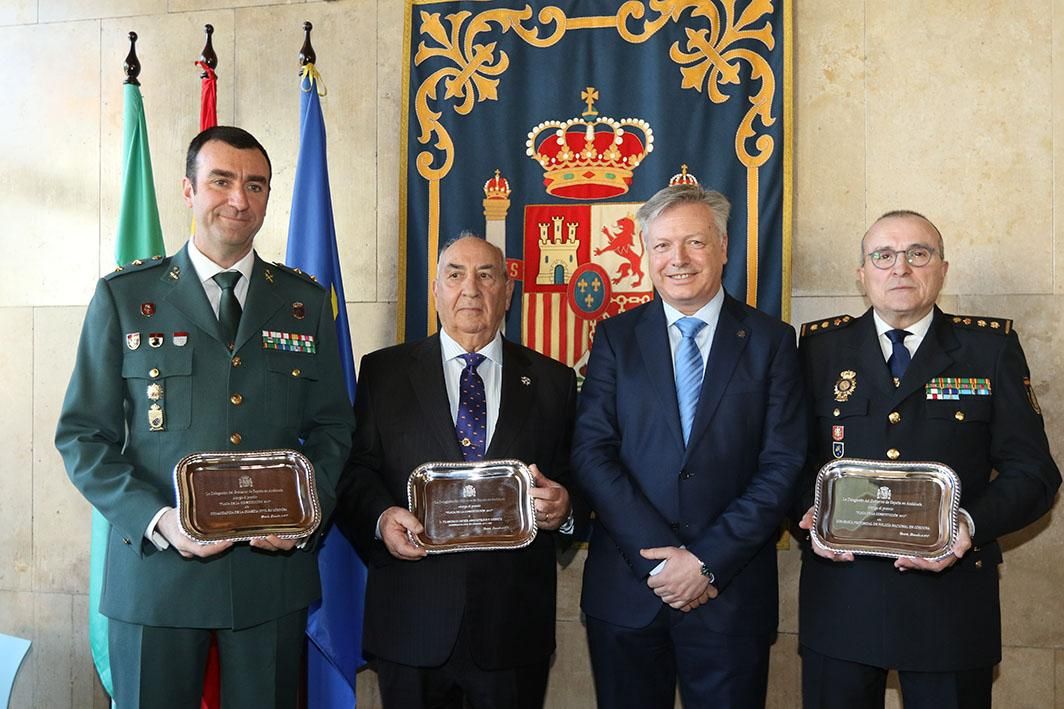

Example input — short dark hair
[185,126,272,188]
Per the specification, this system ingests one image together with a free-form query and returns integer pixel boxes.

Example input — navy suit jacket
[572,294,806,634]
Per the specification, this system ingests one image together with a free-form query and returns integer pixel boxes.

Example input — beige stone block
[1056,649,1064,709]
[864,1,1053,297]
[995,646,1055,708]
[0,590,34,708]
[544,617,595,709]
[766,632,800,709]
[354,665,382,709]
[0,309,33,592]
[0,21,101,308]
[172,0,304,13]
[346,301,396,370]
[71,594,111,709]
[34,307,92,595]
[39,0,166,23]
[100,13,238,267]
[31,592,76,709]
[376,0,405,305]
[234,2,379,302]
[555,546,584,624]
[777,545,801,635]
[1055,0,1064,298]
[792,1,866,297]
[0,0,35,25]
[885,671,901,709]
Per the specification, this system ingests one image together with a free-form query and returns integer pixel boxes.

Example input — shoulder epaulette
[800,314,855,338]
[946,314,1012,335]
[271,262,324,288]
[104,254,166,280]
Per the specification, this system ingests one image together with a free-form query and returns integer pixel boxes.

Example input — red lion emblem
[594,216,645,288]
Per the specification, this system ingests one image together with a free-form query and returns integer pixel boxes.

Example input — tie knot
[213,271,242,291]
[459,352,486,371]
[885,328,911,345]
[675,317,707,339]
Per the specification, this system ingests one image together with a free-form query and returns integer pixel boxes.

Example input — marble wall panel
[766,632,800,709]
[346,301,396,369]
[173,0,306,12]
[864,1,1053,297]
[0,21,101,308]
[1055,0,1064,297]
[0,309,34,592]
[234,0,378,300]
[995,646,1056,707]
[1056,649,1064,708]
[34,307,91,595]
[792,0,866,297]
[70,593,110,709]
[375,0,404,305]
[99,12,238,266]
[0,0,35,25]
[30,592,75,709]
[39,0,166,23]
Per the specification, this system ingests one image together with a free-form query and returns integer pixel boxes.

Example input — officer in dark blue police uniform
[795,210,1060,709]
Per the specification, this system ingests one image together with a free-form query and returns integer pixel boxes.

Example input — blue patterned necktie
[674,317,707,445]
[212,271,242,350]
[885,328,912,384]
[455,352,487,461]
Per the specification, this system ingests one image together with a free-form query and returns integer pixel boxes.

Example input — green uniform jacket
[55,244,355,630]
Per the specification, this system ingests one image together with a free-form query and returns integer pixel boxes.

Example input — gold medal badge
[834,370,857,402]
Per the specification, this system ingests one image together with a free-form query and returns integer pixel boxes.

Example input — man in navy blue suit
[572,184,806,708]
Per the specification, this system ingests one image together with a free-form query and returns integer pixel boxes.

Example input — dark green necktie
[213,271,242,349]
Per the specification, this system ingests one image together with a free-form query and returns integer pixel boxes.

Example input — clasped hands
[798,506,972,572]
[158,507,301,559]
[379,463,571,561]
[640,546,718,612]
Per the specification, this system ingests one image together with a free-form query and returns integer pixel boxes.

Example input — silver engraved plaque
[173,449,321,543]
[407,460,537,554]
[811,458,961,560]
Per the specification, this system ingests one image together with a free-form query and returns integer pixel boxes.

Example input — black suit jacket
[797,307,1060,671]
[335,335,577,668]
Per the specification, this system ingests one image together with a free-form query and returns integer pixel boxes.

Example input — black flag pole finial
[199,24,218,77]
[299,21,316,68]
[124,31,141,86]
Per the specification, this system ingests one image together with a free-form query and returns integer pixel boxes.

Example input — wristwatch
[699,562,715,585]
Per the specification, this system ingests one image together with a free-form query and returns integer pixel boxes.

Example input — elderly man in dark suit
[795,210,1060,709]
[55,126,355,708]
[335,234,577,709]
[572,184,807,708]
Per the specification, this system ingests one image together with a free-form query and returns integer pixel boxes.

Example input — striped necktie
[674,317,707,445]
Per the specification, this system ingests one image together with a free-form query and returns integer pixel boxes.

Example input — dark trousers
[586,606,771,709]
[374,618,549,709]
[801,645,993,709]
[108,609,307,709]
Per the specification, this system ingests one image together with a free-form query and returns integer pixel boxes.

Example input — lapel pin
[169,266,180,280]
[141,302,155,317]
[737,329,747,338]
[148,333,164,348]
[292,302,305,320]
[126,332,141,350]
[521,376,531,386]
[172,331,188,347]
[834,370,856,402]
[264,268,274,284]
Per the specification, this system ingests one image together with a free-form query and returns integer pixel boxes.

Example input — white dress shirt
[439,327,504,447]
[662,287,726,379]
[871,308,933,362]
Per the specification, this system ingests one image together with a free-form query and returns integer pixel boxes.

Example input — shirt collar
[439,326,503,366]
[872,307,934,340]
[662,287,725,329]
[187,239,256,284]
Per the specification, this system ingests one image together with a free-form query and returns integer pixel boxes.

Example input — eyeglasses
[865,245,938,270]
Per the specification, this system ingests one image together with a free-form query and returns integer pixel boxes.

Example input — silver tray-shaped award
[407,459,538,554]
[173,449,321,543]
[811,458,961,560]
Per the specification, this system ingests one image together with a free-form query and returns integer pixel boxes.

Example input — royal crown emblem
[526,87,653,200]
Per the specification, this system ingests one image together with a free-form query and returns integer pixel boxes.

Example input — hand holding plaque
[407,459,537,553]
[810,458,961,560]
[173,449,321,544]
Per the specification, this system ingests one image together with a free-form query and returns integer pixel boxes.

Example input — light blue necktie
[674,317,707,445]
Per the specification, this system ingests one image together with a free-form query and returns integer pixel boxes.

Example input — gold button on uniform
[231,355,242,367]
[888,411,901,424]
[230,433,242,445]
[974,560,983,569]
[832,408,840,417]
[886,448,900,460]
[291,368,301,377]
[954,411,965,421]
[230,393,243,406]
[148,368,160,378]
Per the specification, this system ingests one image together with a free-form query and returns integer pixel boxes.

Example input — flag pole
[123,31,140,86]
[299,20,316,68]
[198,23,217,78]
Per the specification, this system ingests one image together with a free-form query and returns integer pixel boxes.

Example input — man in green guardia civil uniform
[55,126,355,709]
